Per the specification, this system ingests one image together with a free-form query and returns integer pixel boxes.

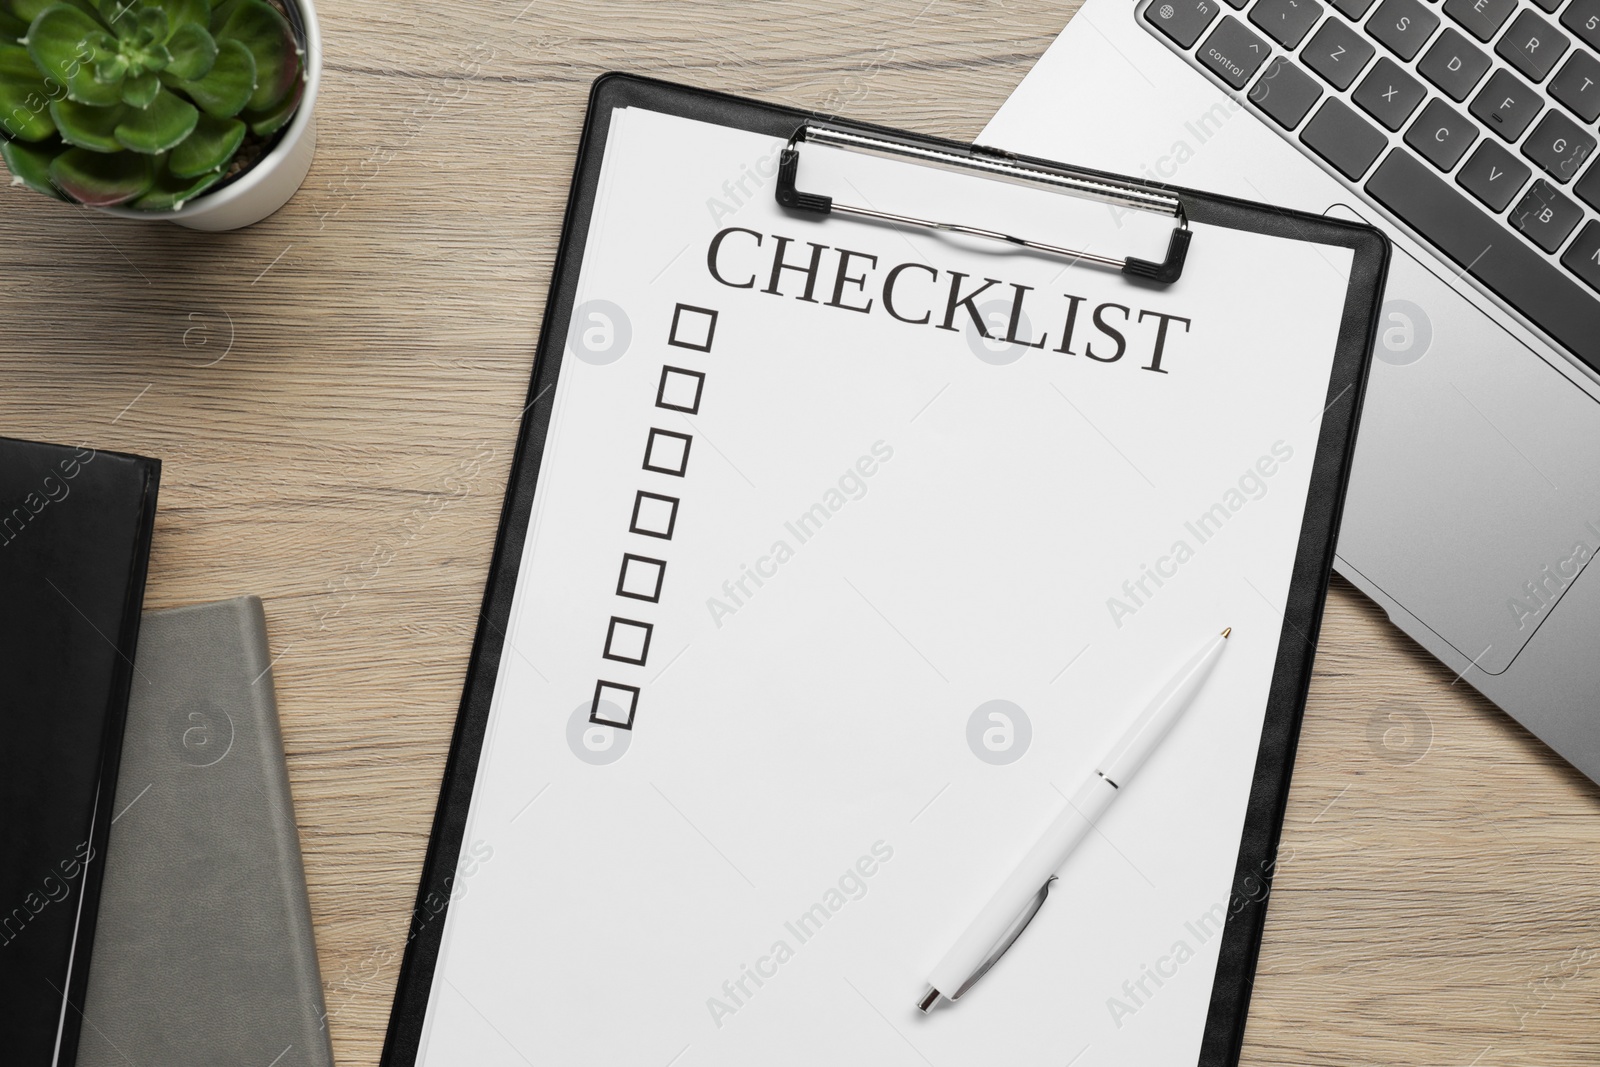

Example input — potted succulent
[0,0,319,230]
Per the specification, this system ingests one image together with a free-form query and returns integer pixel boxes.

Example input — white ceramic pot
[101,0,322,231]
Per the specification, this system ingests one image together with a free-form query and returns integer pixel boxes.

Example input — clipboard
[380,73,1389,1067]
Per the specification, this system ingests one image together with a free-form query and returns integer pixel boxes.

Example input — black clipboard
[380,72,1389,1067]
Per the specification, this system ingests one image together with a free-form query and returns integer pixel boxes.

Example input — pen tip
[1220,627,1231,639]
[917,987,941,1013]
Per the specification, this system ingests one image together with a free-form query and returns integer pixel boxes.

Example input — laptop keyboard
[1141,0,1600,371]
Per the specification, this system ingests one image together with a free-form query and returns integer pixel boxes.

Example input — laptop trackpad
[1335,237,1600,674]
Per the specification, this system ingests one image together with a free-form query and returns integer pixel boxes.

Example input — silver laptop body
[983,0,1600,782]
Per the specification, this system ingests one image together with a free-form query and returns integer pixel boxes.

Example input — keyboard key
[1368,0,1441,59]
[1496,10,1569,82]
[1418,28,1492,100]
[1577,159,1600,209]
[1560,0,1600,51]
[1563,221,1600,292]
[1146,0,1224,49]
[1444,0,1515,41]
[1333,0,1380,15]
[1301,97,1390,176]
[1250,0,1326,46]
[1457,139,1533,209]
[1405,98,1480,168]
[1198,17,1272,88]
[1249,55,1326,127]
[1550,50,1600,121]
[1522,110,1597,182]
[1509,179,1583,250]
[1355,57,1429,127]
[1224,0,1249,10]
[1365,149,1600,370]
[1303,18,1377,88]
[1471,69,1544,141]
[1529,0,1562,12]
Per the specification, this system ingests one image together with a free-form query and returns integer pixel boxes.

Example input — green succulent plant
[0,0,305,210]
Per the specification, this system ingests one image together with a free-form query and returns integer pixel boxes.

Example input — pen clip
[949,876,1057,1002]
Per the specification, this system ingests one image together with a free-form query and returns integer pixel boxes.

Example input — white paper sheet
[414,106,1353,1067]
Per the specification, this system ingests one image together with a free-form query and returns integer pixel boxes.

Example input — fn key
[1198,17,1271,88]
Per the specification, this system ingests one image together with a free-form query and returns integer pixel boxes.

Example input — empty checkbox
[617,554,666,602]
[656,365,706,414]
[630,491,679,539]
[668,304,718,352]
[643,428,692,477]
[603,617,653,665]
[591,680,640,730]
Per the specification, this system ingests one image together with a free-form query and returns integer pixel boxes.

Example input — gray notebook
[78,596,333,1067]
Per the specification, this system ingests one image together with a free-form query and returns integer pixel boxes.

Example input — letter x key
[1353,57,1428,129]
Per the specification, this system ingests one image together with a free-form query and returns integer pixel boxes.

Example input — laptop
[982,0,1600,784]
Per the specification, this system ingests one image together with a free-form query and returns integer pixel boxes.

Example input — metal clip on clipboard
[774,124,1192,285]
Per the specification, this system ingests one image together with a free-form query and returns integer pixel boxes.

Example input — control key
[1197,16,1272,88]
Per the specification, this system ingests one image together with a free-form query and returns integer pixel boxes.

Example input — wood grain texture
[3,1,1597,1064]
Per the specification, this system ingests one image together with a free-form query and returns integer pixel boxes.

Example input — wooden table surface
[4,1,1598,1064]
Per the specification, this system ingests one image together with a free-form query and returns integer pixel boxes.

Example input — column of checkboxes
[590,304,718,731]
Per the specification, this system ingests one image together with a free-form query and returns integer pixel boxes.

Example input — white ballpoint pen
[918,627,1233,1012]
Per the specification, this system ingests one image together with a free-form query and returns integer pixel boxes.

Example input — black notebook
[0,436,160,1067]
